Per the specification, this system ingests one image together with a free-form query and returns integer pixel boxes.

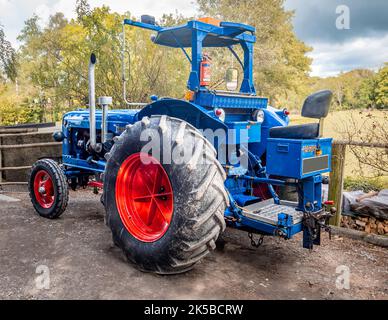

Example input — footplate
[242,199,304,226]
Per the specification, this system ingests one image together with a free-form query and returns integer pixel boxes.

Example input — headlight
[252,109,265,123]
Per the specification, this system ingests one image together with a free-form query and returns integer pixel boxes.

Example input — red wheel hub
[33,170,55,209]
[115,153,174,242]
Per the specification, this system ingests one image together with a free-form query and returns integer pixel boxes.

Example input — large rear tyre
[104,115,228,274]
[28,159,69,219]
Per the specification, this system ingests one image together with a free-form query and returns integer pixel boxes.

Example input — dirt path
[1,190,387,300]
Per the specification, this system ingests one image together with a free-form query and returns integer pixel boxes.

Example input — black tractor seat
[269,123,319,139]
[269,89,333,140]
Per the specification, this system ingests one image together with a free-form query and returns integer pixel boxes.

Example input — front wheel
[103,115,228,274]
[28,159,69,219]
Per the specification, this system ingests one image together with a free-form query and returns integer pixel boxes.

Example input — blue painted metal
[137,98,226,131]
[137,98,264,153]
[62,109,139,171]
[227,46,244,69]
[266,137,332,179]
[144,20,256,48]
[194,91,267,109]
[240,175,286,186]
[124,18,256,93]
[123,19,162,32]
[299,174,324,212]
[228,208,304,239]
[63,109,139,132]
[63,155,106,173]
[249,106,289,158]
[58,17,333,246]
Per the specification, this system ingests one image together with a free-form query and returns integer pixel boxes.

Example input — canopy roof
[123,17,257,93]
[124,19,256,48]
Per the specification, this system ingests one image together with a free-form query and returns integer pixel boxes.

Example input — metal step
[242,199,304,226]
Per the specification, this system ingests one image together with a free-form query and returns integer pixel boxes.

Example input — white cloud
[308,35,388,77]
[0,0,196,46]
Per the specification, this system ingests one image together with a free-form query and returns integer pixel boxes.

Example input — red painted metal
[88,181,103,188]
[253,183,273,201]
[115,153,174,242]
[200,54,211,86]
[33,170,55,208]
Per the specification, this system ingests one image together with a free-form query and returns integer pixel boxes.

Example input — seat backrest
[301,90,333,119]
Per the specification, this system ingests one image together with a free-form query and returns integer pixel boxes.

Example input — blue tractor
[28,16,334,274]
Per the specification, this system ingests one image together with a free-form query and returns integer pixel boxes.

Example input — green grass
[344,176,386,192]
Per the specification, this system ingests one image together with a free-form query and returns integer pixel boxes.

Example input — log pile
[341,215,388,235]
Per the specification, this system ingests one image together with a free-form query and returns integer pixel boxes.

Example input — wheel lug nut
[38,187,46,194]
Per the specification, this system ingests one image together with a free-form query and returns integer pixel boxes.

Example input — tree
[17,14,41,44]
[76,0,91,21]
[339,111,388,176]
[357,75,377,109]
[7,1,383,127]
[309,69,376,110]
[15,5,189,122]
[197,0,312,107]
[375,64,388,109]
[0,23,17,81]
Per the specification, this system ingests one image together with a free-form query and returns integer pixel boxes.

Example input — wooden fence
[0,126,61,186]
[328,140,388,226]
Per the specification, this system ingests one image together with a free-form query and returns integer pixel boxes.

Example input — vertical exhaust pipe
[88,53,97,150]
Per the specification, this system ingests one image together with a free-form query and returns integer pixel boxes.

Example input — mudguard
[136,98,227,132]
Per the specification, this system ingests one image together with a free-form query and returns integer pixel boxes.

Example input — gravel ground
[0,189,387,300]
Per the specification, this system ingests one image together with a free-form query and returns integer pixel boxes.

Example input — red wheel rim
[33,170,55,209]
[115,153,174,242]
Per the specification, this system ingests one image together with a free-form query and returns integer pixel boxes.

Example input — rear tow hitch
[303,210,333,250]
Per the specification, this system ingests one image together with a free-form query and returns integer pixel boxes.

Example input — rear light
[252,109,265,123]
[324,200,334,205]
[214,108,225,122]
[283,108,290,116]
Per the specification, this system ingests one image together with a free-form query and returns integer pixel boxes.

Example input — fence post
[328,143,346,226]
[0,135,2,185]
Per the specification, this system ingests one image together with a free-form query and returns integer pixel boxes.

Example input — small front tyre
[28,159,69,219]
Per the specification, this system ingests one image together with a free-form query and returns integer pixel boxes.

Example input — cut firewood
[356,220,366,227]
[356,191,379,202]
[377,222,385,235]
[340,215,388,235]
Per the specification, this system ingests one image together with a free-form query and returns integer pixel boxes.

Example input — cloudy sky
[285,0,388,77]
[1,0,387,77]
